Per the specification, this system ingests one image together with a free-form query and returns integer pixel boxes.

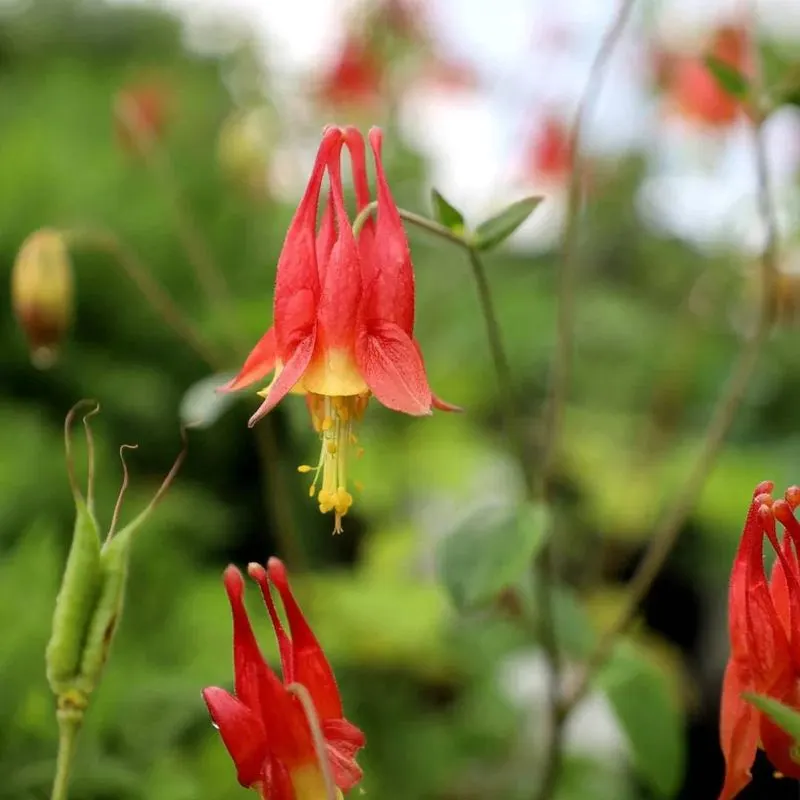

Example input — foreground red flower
[203,559,365,799]
[221,125,458,532]
[719,482,800,799]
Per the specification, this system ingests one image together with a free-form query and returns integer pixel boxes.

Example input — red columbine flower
[203,559,365,799]
[719,482,800,799]
[221,125,458,532]
[667,25,750,129]
[524,116,572,183]
[318,40,384,110]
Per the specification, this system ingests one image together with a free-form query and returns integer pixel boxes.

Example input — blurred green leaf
[179,372,238,429]
[598,640,685,797]
[438,502,550,610]
[744,693,800,741]
[431,188,466,234]
[473,197,542,251]
[704,55,750,100]
[771,64,800,109]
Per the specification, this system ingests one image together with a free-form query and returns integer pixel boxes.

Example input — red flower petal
[203,687,267,788]
[316,187,336,285]
[364,127,415,335]
[273,127,341,358]
[220,328,277,393]
[248,562,294,685]
[356,320,432,415]
[412,338,461,413]
[317,138,362,351]
[248,333,316,427]
[322,718,366,791]
[266,558,344,721]
[343,127,376,277]
[718,662,757,800]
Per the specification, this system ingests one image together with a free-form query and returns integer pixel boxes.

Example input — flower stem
[287,683,337,800]
[64,229,228,371]
[50,713,81,800]
[530,1,640,799]
[561,3,779,713]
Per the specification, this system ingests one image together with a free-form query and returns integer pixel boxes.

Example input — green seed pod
[75,528,132,695]
[45,496,102,696]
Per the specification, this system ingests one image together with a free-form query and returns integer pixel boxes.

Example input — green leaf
[473,196,543,251]
[771,64,800,109]
[704,55,750,100]
[744,693,800,742]
[598,641,685,797]
[179,372,238,429]
[430,188,466,234]
[437,502,550,610]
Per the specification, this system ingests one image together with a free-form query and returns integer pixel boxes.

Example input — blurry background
[3,0,800,797]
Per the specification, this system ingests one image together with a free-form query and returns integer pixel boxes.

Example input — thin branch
[561,9,779,712]
[66,229,228,370]
[532,2,640,799]
[286,683,337,800]
[115,97,238,332]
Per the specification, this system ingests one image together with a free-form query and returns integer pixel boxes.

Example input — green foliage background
[2,2,798,798]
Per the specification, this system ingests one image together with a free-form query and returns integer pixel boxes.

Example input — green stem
[465,248,527,477]
[287,683,337,800]
[51,714,81,800]
[354,202,521,465]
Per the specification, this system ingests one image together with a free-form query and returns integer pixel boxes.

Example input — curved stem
[561,0,779,714]
[115,97,239,338]
[466,248,528,479]
[65,229,228,370]
[286,683,337,800]
[50,715,81,800]
[531,2,640,799]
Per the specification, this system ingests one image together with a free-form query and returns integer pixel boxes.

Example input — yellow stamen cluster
[298,393,369,534]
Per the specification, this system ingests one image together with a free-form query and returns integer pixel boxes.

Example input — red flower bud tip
[525,116,572,182]
[222,126,458,533]
[719,482,800,799]
[114,82,170,156]
[204,561,365,798]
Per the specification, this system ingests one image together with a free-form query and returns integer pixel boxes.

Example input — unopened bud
[11,229,73,368]
[114,82,169,156]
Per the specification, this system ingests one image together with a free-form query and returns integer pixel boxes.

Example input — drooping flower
[114,81,171,155]
[719,482,800,799]
[524,116,572,183]
[665,24,750,129]
[221,125,458,532]
[318,39,385,111]
[203,559,365,800]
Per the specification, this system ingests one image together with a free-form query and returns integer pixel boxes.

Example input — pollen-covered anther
[302,392,369,533]
[297,464,313,473]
